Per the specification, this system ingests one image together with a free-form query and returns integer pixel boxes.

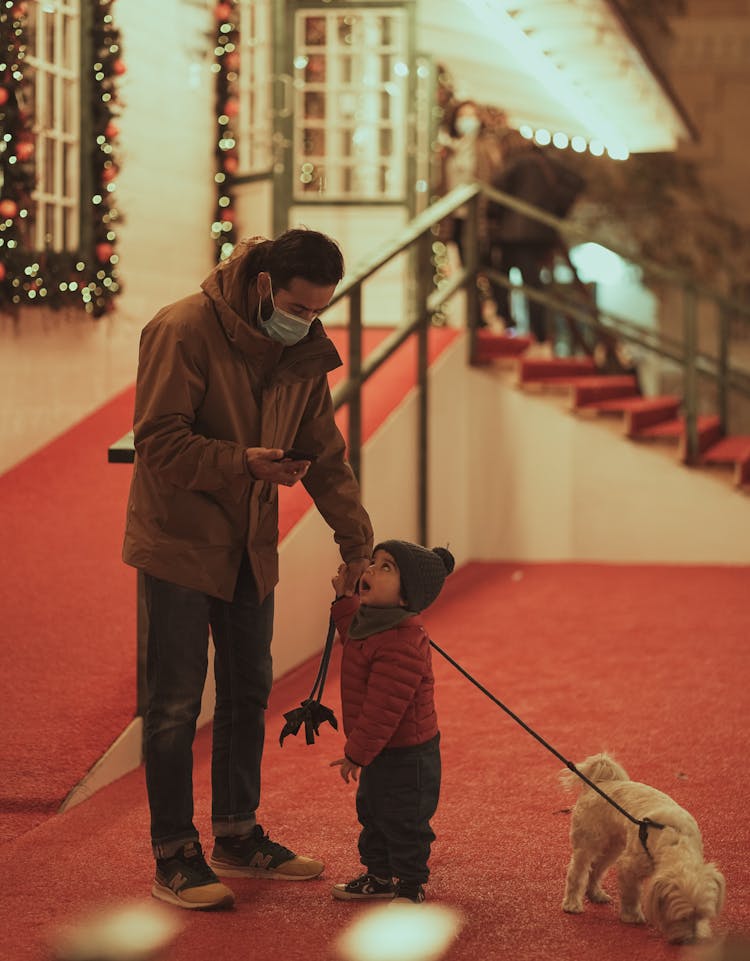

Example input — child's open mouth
[359,577,371,594]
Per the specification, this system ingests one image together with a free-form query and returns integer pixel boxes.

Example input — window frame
[23,0,81,253]
[291,5,410,203]
[0,0,122,318]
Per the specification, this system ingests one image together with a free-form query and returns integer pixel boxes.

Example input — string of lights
[0,0,123,318]
[212,0,239,263]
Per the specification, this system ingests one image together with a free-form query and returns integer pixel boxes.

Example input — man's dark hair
[264,228,344,290]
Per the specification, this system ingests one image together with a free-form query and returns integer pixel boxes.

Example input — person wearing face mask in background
[437,99,504,327]
[123,227,374,911]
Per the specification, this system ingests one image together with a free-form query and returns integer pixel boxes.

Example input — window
[23,0,81,252]
[236,0,272,175]
[293,8,408,201]
[0,0,120,315]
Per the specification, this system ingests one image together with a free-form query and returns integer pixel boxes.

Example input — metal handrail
[109,181,749,483]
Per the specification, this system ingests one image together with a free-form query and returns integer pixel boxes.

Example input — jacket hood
[200,235,343,377]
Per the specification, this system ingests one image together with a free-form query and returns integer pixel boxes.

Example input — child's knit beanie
[374,540,455,612]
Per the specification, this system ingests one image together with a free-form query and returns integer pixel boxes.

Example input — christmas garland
[0,0,123,318]
[212,0,239,262]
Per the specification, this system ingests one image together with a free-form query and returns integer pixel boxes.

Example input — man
[123,228,373,910]
[488,129,562,343]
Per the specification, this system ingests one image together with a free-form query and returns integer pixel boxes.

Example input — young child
[329,539,455,904]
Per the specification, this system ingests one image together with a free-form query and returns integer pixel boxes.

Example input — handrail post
[683,285,699,464]
[464,192,480,364]
[718,301,729,433]
[416,230,433,546]
[348,284,363,482]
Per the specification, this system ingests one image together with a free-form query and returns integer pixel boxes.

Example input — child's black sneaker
[210,824,324,880]
[393,880,426,903]
[332,873,396,900]
[152,840,235,910]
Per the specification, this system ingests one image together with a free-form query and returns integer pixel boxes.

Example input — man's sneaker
[392,880,426,903]
[152,840,235,910]
[332,873,396,901]
[210,824,324,881]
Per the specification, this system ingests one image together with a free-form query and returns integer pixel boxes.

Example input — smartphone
[280,448,318,462]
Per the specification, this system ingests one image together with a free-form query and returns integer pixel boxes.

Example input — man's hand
[245,447,311,487]
[340,557,370,597]
[330,757,360,784]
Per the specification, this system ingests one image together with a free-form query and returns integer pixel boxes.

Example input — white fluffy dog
[560,753,725,944]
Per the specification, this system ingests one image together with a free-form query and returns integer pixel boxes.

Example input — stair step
[578,395,650,413]
[624,396,681,436]
[702,435,750,488]
[572,375,640,409]
[702,435,750,464]
[473,330,533,363]
[636,414,720,440]
[519,357,596,385]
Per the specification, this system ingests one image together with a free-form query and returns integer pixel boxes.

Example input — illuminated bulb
[552,131,569,149]
[519,125,533,139]
[607,144,629,160]
[571,135,587,153]
[334,903,462,961]
[589,139,605,156]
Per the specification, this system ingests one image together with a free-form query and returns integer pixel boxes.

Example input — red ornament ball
[105,121,120,140]
[214,2,232,21]
[96,242,114,263]
[15,141,34,162]
[223,156,239,175]
[102,165,118,183]
[224,98,240,118]
[113,60,127,76]
[0,262,6,282]
[0,88,9,106]
[0,199,19,219]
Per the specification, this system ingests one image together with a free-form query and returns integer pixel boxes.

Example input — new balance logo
[169,872,188,892]
[249,852,274,870]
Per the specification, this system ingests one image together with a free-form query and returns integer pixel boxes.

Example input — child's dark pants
[355,734,441,885]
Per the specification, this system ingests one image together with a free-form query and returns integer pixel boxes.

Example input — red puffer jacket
[332,596,439,767]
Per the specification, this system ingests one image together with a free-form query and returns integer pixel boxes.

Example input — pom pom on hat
[374,540,455,612]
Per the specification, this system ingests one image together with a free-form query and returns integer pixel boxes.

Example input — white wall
[0,0,217,475]
[465,358,750,564]
[287,205,411,327]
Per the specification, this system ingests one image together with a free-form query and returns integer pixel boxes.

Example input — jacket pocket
[162,488,237,547]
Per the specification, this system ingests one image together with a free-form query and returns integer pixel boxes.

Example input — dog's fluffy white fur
[560,753,725,944]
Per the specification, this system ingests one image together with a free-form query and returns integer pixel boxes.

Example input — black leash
[280,611,665,858]
[428,638,665,859]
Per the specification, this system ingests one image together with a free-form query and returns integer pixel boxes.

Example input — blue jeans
[143,554,274,857]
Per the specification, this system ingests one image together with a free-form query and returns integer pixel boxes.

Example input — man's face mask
[455,115,480,138]
[258,274,314,346]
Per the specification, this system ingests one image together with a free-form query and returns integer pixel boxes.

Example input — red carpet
[0,385,138,840]
[0,325,458,843]
[0,562,747,961]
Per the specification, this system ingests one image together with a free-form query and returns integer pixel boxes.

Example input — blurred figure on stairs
[486,129,562,344]
[436,99,504,328]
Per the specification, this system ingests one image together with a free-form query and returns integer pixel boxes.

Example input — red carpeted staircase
[474,331,750,489]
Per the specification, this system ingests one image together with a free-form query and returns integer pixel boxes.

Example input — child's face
[359,550,405,608]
